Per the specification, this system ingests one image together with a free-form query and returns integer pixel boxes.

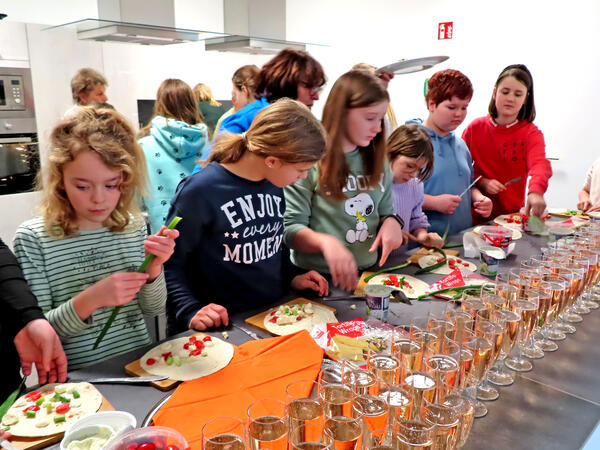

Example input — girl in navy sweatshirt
[164,99,329,334]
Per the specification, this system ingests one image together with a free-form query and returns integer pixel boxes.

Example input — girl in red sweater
[463,64,552,218]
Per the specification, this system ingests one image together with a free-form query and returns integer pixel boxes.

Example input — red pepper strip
[269,316,277,323]
[56,403,70,414]
[23,405,40,415]
[189,349,203,356]
[202,336,212,342]
[25,391,42,402]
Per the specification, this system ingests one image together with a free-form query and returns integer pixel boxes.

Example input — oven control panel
[0,75,26,111]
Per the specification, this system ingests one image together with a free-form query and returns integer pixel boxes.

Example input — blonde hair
[193,83,221,107]
[39,107,148,238]
[232,65,260,100]
[71,68,108,104]
[352,62,398,129]
[209,99,326,165]
[138,79,202,138]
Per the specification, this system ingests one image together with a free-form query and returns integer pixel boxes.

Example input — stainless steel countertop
[62,229,600,450]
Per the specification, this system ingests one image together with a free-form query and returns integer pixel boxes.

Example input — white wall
[1,0,599,244]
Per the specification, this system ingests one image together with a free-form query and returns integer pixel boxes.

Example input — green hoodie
[283,148,394,273]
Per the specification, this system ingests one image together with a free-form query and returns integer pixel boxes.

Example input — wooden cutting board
[245,298,336,335]
[124,332,207,391]
[11,396,114,450]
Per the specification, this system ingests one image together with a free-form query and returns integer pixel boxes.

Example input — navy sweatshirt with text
[164,162,295,334]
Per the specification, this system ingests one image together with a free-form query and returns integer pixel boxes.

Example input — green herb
[527,215,547,235]
[201,353,208,357]
[26,410,36,418]
[441,222,450,243]
[3,426,10,431]
[0,376,26,421]
[52,394,62,402]
[54,415,66,423]
[415,248,447,275]
[364,262,411,282]
[93,216,182,349]
[59,396,70,403]
[72,390,80,399]
[44,403,53,414]
[35,397,45,406]
[443,242,463,249]
[417,284,494,300]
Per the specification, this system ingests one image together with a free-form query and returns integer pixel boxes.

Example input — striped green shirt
[13,216,166,370]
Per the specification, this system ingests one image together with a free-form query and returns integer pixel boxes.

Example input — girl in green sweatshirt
[283,70,406,291]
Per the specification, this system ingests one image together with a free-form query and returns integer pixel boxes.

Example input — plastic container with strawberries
[480,225,513,248]
[106,426,189,450]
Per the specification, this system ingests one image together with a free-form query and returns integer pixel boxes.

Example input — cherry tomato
[146,358,157,365]
[137,443,156,450]
[56,403,70,414]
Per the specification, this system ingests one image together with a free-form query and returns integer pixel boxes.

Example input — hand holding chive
[92,217,181,349]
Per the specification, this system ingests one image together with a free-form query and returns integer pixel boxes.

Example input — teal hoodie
[406,119,474,235]
[139,116,209,233]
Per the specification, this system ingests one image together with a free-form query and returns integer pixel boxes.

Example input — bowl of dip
[61,411,136,450]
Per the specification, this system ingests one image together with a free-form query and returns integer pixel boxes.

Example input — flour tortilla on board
[418,254,477,275]
[140,334,234,382]
[1,382,102,437]
[263,304,337,336]
[366,274,430,299]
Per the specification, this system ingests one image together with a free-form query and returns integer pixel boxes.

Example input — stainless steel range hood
[44,0,227,46]
[204,0,314,54]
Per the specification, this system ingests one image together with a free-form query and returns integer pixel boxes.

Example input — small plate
[375,56,449,75]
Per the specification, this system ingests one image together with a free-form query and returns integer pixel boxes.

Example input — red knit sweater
[462,116,552,217]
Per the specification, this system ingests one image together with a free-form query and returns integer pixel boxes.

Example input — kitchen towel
[152,330,323,449]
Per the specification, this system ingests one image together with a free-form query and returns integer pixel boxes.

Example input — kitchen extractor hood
[44,0,228,46]
[204,0,320,54]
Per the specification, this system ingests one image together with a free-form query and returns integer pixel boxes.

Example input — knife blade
[504,176,522,187]
[319,295,365,301]
[459,176,482,198]
[231,323,261,340]
[69,375,168,384]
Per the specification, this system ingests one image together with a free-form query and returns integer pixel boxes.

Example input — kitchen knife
[69,375,168,384]
[459,176,482,198]
[504,176,522,187]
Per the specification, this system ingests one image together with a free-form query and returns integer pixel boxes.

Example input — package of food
[317,319,408,364]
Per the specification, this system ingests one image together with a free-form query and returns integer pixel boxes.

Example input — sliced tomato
[56,403,70,414]
[202,336,212,342]
[161,352,172,361]
[189,349,203,356]
[183,343,190,350]
[146,358,157,365]
[25,391,42,402]
[269,316,277,323]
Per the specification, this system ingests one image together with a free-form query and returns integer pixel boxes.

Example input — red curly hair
[425,69,473,106]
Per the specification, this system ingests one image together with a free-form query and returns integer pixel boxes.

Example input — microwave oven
[0,74,26,111]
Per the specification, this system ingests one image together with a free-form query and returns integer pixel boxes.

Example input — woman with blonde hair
[193,83,228,135]
[164,99,328,334]
[138,78,209,233]
[13,107,178,369]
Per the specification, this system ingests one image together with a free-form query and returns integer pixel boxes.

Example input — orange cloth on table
[152,330,323,449]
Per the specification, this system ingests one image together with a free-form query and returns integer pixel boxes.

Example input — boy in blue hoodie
[414,70,492,235]
[138,79,209,233]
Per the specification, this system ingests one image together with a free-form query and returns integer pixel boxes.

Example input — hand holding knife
[504,176,522,187]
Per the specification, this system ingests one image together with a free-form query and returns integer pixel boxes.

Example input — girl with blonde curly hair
[13,107,179,369]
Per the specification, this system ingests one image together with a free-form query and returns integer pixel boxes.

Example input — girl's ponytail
[208,132,247,163]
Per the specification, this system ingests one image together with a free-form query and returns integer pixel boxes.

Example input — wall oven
[0,67,39,195]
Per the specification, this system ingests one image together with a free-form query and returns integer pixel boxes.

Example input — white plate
[375,56,449,75]
[473,225,522,240]
[418,255,477,275]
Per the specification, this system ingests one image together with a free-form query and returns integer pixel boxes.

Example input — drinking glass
[323,414,364,450]
[247,398,288,450]
[558,265,585,324]
[422,398,460,450]
[442,393,474,448]
[353,383,390,434]
[402,371,436,420]
[504,296,539,372]
[424,346,460,400]
[464,328,494,417]
[394,420,435,449]
[202,416,246,450]
[289,423,333,450]
[487,310,520,386]
[342,369,377,396]
[286,380,324,431]
[381,384,412,425]
[318,377,356,418]
[367,354,401,386]
[363,428,399,450]
[393,337,423,381]
[476,313,506,401]
[519,289,545,359]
